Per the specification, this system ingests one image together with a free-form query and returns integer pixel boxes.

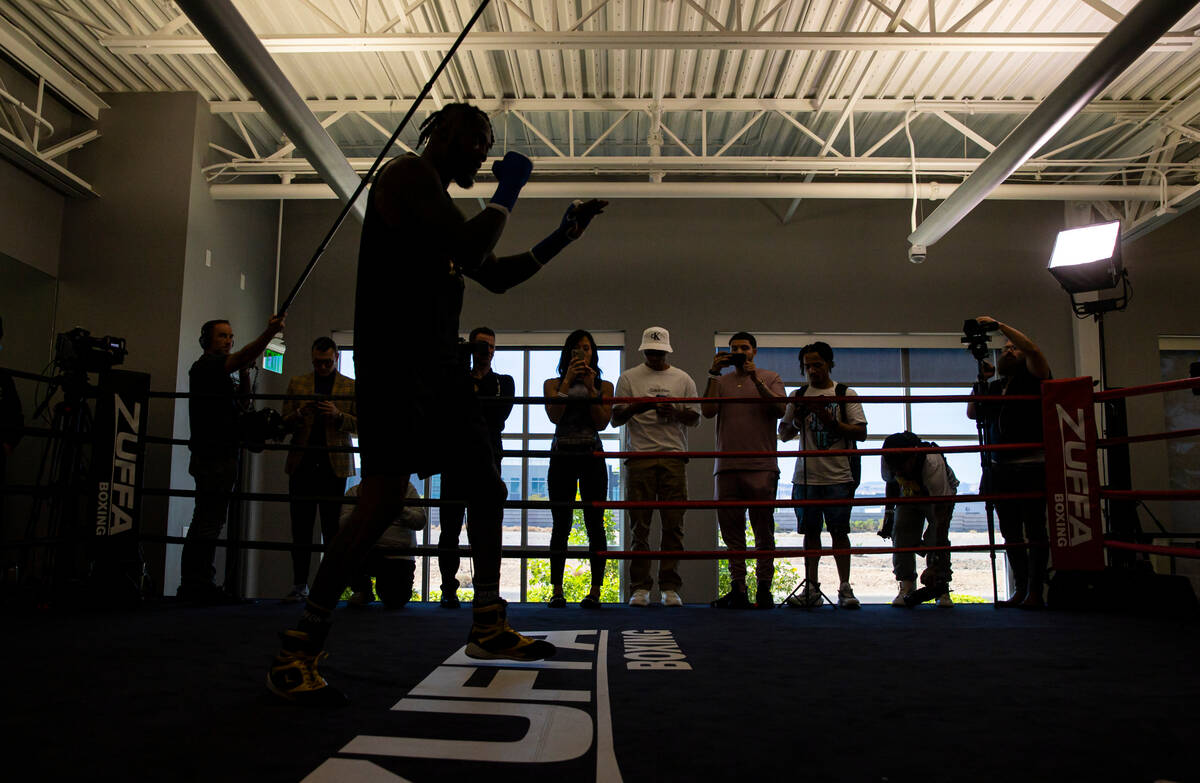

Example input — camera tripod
[972,359,1002,606]
[24,371,94,602]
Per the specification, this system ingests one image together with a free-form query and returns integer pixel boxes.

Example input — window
[717,333,999,601]
[335,331,624,602]
[1159,338,1200,529]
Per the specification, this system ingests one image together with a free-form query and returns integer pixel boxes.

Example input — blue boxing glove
[489,151,533,211]
[532,199,608,264]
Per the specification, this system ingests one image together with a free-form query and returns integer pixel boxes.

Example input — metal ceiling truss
[5,0,1200,230]
[203,101,1200,218]
[0,15,102,196]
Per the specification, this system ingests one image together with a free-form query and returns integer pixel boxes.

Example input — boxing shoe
[266,630,347,707]
[467,599,557,662]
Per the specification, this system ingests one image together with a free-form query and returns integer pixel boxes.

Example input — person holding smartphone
[437,326,515,608]
[543,330,613,608]
[280,336,358,604]
[701,332,786,609]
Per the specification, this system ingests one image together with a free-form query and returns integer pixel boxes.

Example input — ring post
[1041,378,1106,572]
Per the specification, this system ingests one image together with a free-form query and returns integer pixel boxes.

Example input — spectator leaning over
[339,481,427,609]
[880,431,959,608]
[281,336,358,604]
[612,327,701,608]
[437,326,516,608]
[543,329,613,609]
[779,341,867,610]
[180,313,284,603]
[966,316,1051,608]
[701,332,786,610]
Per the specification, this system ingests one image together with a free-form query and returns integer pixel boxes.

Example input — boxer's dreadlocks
[417,103,492,148]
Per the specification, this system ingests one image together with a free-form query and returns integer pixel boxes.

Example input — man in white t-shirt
[612,327,701,607]
[779,341,867,609]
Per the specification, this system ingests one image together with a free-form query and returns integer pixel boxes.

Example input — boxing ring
[4,369,1200,604]
[2,366,1199,782]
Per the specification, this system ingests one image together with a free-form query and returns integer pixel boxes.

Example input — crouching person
[881,431,958,608]
[341,481,427,608]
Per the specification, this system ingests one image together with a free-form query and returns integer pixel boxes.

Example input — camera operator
[179,314,284,603]
[281,337,357,604]
[437,326,515,608]
[702,332,786,610]
[966,316,1051,608]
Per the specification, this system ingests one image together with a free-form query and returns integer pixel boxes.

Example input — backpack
[882,440,959,497]
[796,382,860,491]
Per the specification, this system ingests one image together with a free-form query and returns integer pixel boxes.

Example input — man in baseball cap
[611,326,700,607]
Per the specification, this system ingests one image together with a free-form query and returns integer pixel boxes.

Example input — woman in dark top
[542,330,613,608]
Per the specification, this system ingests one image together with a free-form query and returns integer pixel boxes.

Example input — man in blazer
[282,336,357,602]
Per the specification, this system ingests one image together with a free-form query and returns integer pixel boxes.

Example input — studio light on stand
[1047,219,1129,321]
[1048,219,1139,561]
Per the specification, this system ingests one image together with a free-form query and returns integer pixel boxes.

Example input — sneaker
[548,596,567,609]
[892,580,916,607]
[936,592,954,608]
[347,590,371,607]
[710,589,753,609]
[785,583,822,609]
[755,589,775,609]
[837,583,861,610]
[466,599,557,662]
[662,590,683,607]
[580,595,602,610]
[266,630,347,706]
[283,584,308,603]
[440,592,460,609]
[629,588,650,607]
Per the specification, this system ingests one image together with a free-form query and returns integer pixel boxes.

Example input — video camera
[240,407,288,453]
[55,328,127,374]
[961,319,999,362]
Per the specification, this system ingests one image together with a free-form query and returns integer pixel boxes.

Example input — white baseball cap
[638,326,673,353]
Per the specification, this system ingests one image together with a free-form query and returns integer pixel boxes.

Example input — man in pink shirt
[701,332,787,609]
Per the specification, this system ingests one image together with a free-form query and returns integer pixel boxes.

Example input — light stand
[1047,221,1139,566]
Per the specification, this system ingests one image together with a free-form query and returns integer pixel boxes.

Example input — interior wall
[1103,208,1200,532]
[49,92,277,597]
[167,105,277,596]
[0,251,57,544]
[55,92,197,595]
[251,195,1082,600]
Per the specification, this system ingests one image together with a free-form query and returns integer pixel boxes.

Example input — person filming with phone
[542,329,614,608]
[437,326,516,607]
[702,332,786,609]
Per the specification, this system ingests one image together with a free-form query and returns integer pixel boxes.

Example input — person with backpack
[779,342,868,609]
[880,431,959,607]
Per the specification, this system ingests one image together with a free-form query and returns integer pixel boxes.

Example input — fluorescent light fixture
[1047,220,1123,294]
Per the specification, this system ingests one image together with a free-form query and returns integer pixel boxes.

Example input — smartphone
[728,352,747,367]
[572,347,587,364]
